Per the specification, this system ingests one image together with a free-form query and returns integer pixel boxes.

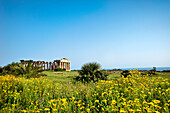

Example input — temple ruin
[20,58,71,71]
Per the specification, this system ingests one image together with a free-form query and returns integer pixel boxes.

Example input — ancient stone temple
[20,58,71,71]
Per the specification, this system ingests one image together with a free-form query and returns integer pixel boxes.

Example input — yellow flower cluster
[0,70,170,113]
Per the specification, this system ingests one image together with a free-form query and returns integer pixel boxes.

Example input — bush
[141,70,156,76]
[94,71,109,81]
[121,70,131,78]
[54,68,66,71]
[74,62,108,83]
[162,70,170,72]
[1,62,46,78]
[0,67,2,74]
[145,70,156,76]
[147,70,156,76]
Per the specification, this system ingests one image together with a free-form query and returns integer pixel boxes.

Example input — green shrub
[74,62,108,83]
[54,68,66,71]
[121,70,131,78]
[141,70,156,76]
[147,70,156,76]
[0,66,2,74]
[1,62,47,78]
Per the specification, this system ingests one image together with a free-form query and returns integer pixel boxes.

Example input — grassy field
[41,70,122,83]
[42,70,170,82]
[42,71,78,83]
[0,70,169,112]
[153,72,170,78]
[1,70,169,113]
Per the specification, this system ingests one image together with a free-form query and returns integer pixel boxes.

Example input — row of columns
[59,62,70,71]
[20,60,71,71]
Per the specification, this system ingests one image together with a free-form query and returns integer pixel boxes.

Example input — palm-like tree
[79,62,101,81]
[77,62,108,83]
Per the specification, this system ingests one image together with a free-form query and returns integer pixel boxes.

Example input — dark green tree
[75,62,108,83]
[0,66,3,74]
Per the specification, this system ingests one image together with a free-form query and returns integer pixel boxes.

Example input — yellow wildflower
[44,108,50,111]
[95,100,99,103]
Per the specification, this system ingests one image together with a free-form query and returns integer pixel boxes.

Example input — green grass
[103,70,122,79]
[154,72,170,78]
[42,71,78,83]
[152,72,170,82]
[42,70,170,83]
[42,70,122,83]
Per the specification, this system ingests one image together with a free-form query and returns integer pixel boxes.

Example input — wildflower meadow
[0,69,169,113]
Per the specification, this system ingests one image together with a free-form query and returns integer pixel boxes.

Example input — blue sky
[0,0,170,69]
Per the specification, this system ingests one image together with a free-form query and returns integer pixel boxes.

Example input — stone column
[41,62,42,68]
[62,62,64,69]
[52,62,54,70]
[39,61,41,67]
[69,62,70,71]
[40,62,42,69]
[65,63,67,71]
[60,62,62,69]
[44,62,46,70]
[50,62,52,70]
[49,62,51,70]
[67,63,69,71]
[46,62,48,70]
[51,62,53,70]
[48,62,50,70]
[64,62,66,69]
[41,62,43,70]
[66,63,68,71]
[67,62,69,70]
[67,63,69,70]
[65,63,66,70]
[55,62,57,69]
[53,62,55,70]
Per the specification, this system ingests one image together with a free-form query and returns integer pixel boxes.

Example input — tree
[1,62,46,78]
[0,66,2,74]
[75,62,108,83]
[121,70,131,78]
